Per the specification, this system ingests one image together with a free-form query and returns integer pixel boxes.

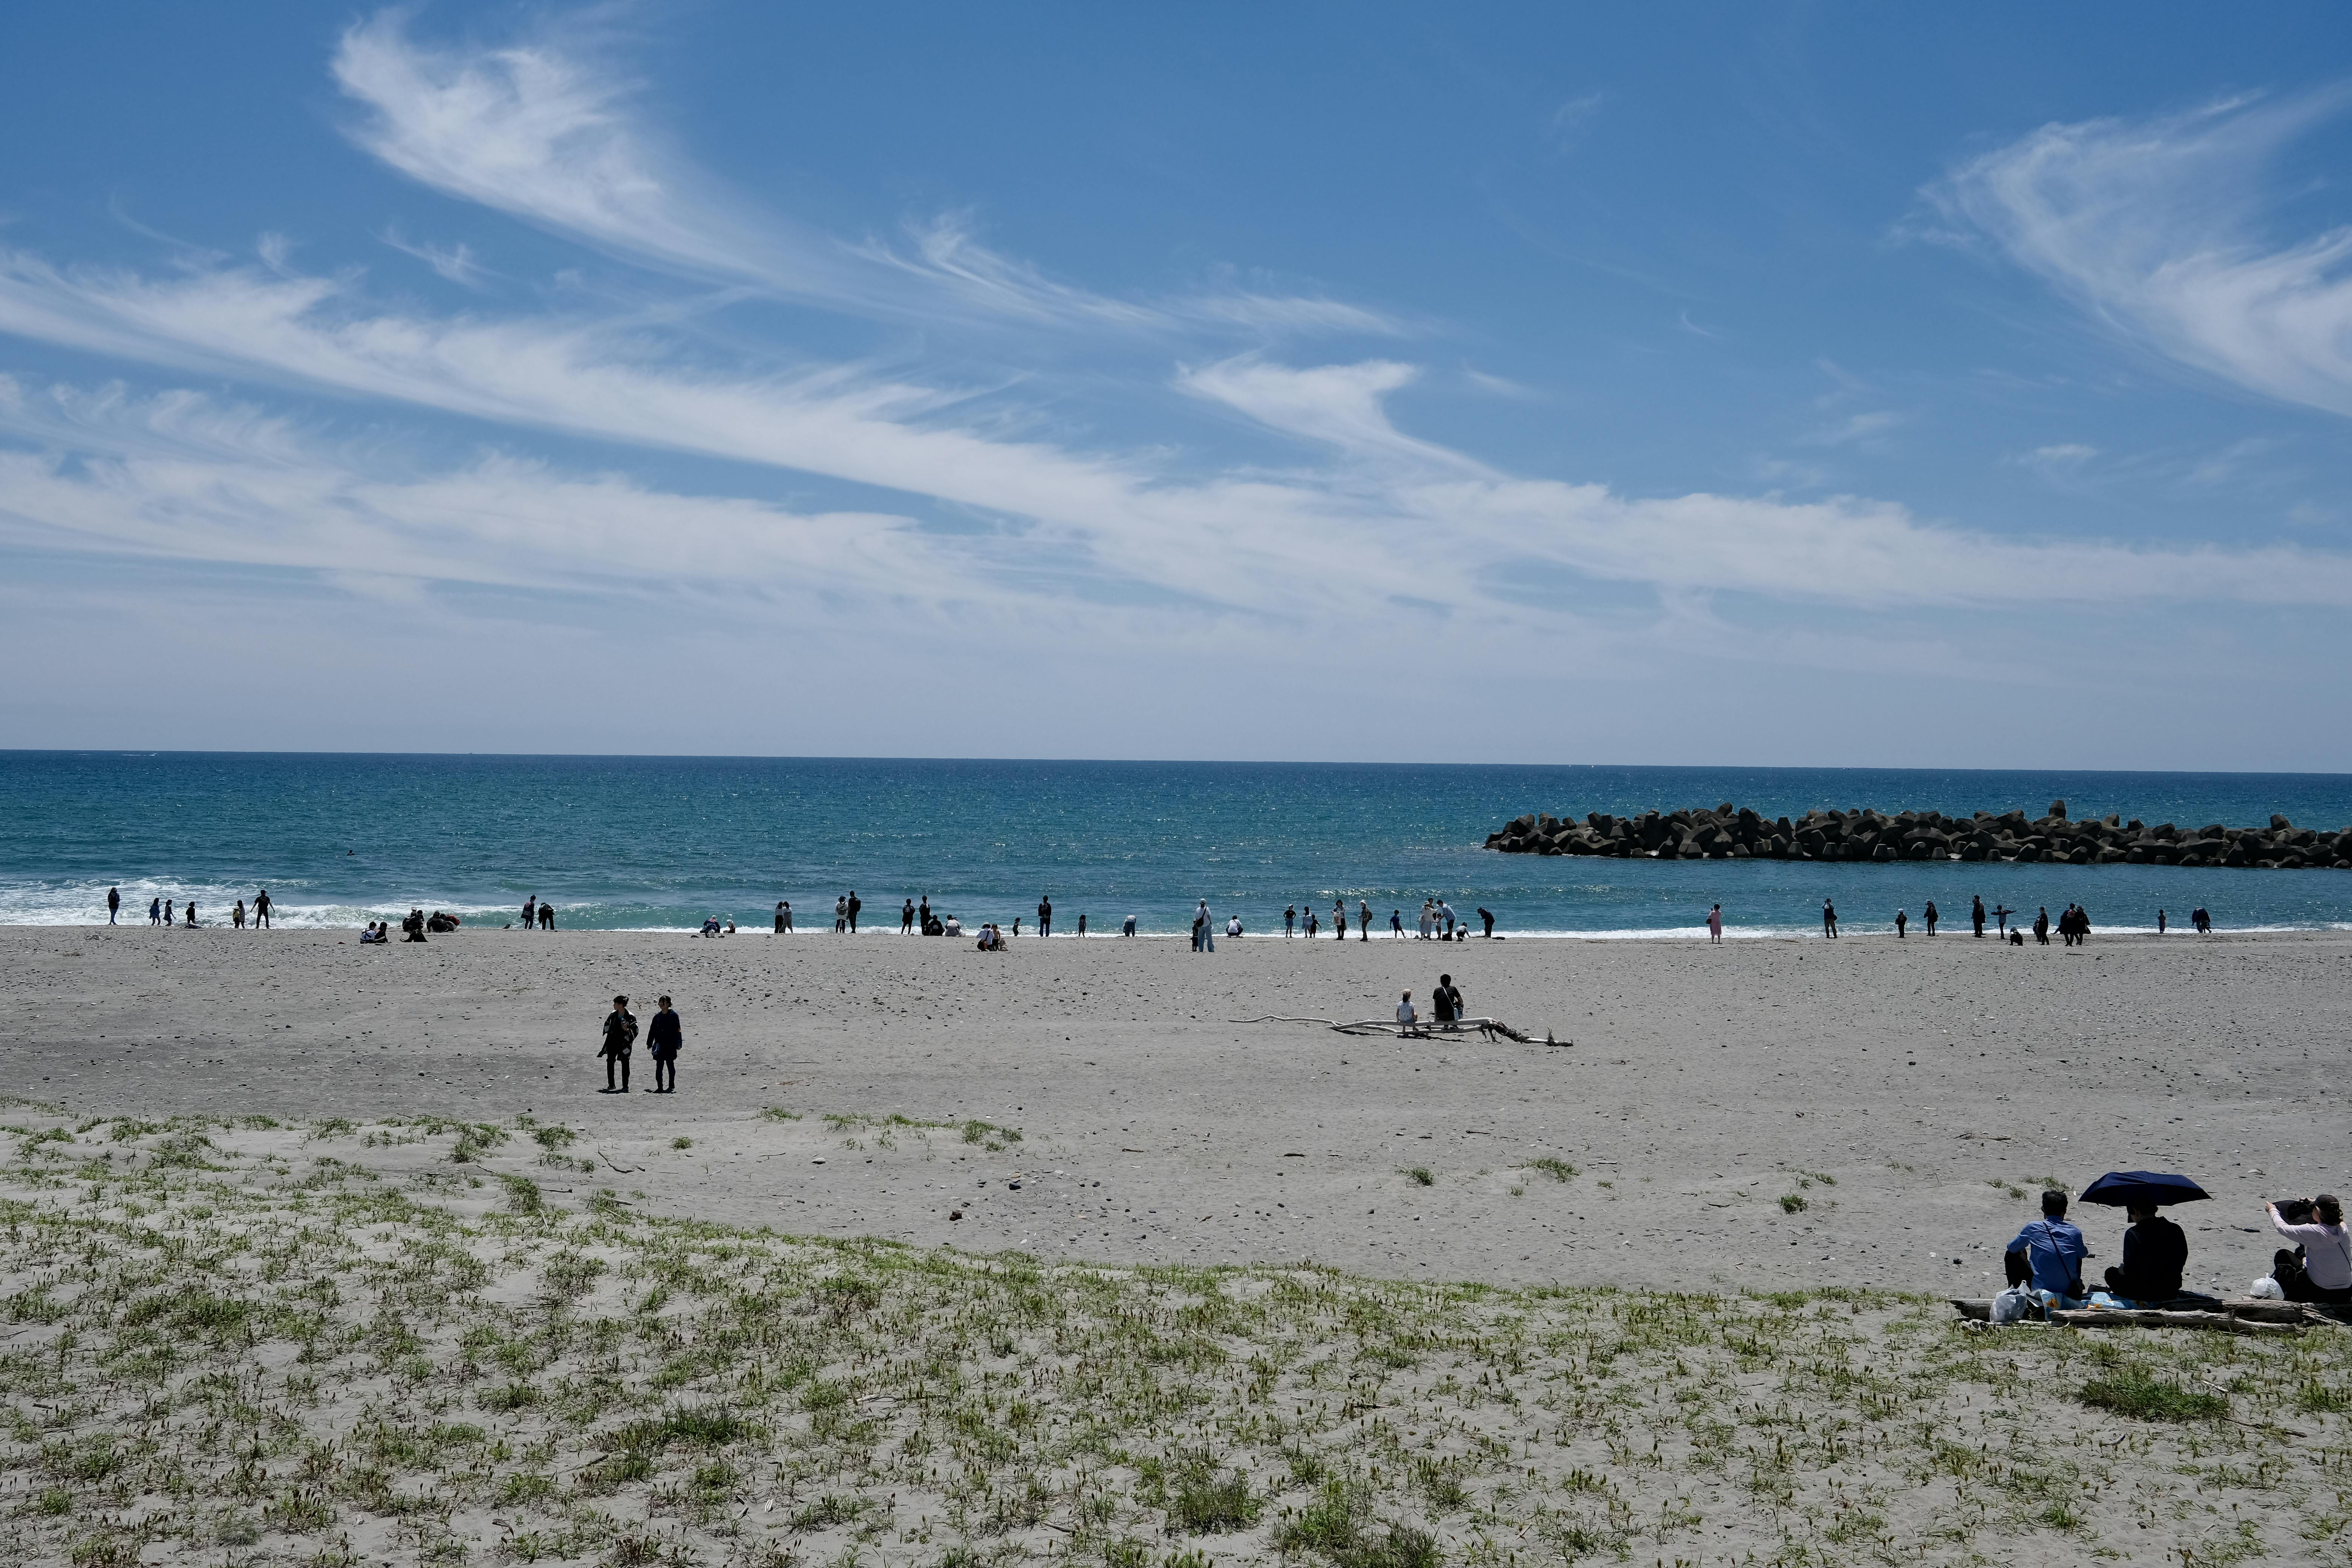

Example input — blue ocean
[3,753,2348,938]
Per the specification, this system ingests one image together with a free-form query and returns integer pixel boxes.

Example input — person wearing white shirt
[1395,992,1417,1029]
[1226,915,1242,938]
[2268,1195,2352,1303]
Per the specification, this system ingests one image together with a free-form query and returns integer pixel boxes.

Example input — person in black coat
[2103,1202,2187,1303]
[646,995,682,1093]
[599,995,637,1093]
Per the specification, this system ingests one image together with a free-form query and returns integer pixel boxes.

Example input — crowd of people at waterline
[101,884,2226,943]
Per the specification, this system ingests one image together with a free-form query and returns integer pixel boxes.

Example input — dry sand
[5,922,2341,1297]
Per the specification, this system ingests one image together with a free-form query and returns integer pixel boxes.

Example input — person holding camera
[2266,1195,2352,1303]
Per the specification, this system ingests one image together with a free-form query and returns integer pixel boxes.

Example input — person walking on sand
[1038,893,1052,938]
[1707,903,1723,943]
[1895,908,1908,939]
[1972,896,1986,938]
[1924,899,1939,936]
[233,899,246,930]
[164,899,174,927]
[253,888,272,929]
[847,891,862,933]
[1390,909,1404,938]
[1822,899,1838,939]
[149,896,161,926]
[599,994,637,1093]
[107,887,119,924]
[647,995,682,1094]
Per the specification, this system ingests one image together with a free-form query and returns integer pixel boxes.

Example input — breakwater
[1485,800,2352,869]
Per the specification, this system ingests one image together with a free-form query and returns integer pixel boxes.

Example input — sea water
[3,753,2347,937]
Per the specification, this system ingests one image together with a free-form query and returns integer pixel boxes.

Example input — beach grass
[0,1116,2341,1567]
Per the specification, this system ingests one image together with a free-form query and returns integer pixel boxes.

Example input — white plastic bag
[2248,1276,2286,1300]
[1990,1286,2034,1324]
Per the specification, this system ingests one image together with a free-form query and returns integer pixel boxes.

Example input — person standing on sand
[185,900,199,927]
[1038,893,1052,938]
[1821,899,1838,939]
[1895,908,1908,939]
[1360,901,1372,941]
[1391,910,1404,937]
[233,899,246,930]
[1924,900,1939,936]
[149,896,161,926]
[1993,903,2011,937]
[599,995,637,1093]
[107,887,119,924]
[918,897,930,932]
[254,889,271,929]
[1707,904,1723,943]
[2158,908,2167,934]
[901,899,915,934]
[164,899,174,927]
[1284,905,1296,936]
[833,896,847,933]
[1972,896,1986,938]
[1478,906,1495,939]
[647,995,681,1093]
[1078,913,1087,937]
[522,895,536,930]
[2034,907,2050,945]
[1333,899,1347,940]
[847,891,862,933]
[1196,899,1215,952]
[1122,914,1136,936]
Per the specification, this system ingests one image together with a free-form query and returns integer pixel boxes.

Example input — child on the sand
[599,995,637,1093]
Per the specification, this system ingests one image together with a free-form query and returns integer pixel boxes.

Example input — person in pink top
[1706,904,1723,943]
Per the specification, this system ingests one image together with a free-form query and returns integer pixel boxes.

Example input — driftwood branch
[1951,1297,2324,1334]
[1229,1014,1551,1045]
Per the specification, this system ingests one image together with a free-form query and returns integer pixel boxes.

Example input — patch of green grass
[760,1106,801,1121]
[1400,1167,1434,1187]
[1516,1157,1576,1182]
[1779,1193,1808,1214]
[498,1173,544,1214]
[1170,1454,1260,1534]
[2079,1369,2227,1422]
[671,1136,693,1150]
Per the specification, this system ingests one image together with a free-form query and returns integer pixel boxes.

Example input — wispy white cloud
[1934,88,2352,419]
[332,10,1397,341]
[2012,441,2098,479]
[382,229,490,288]
[1805,409,1905,447]
[1177,355,1487,470]
[1545,91,1607,153]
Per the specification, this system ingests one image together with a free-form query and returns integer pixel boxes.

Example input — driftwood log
[1950,1298,2328,1333]
[1230,1014,1550,1044]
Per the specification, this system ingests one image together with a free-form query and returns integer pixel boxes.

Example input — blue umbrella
[2080,1170,2210,1207]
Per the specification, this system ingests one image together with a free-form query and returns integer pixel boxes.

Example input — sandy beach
[4,922,2339,1295]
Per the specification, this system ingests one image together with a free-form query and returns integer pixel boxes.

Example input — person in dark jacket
[2104,1202,2188,1303]
[647,995,681,1093]
[1431,973,1463,1024]
[599,995,637,1093]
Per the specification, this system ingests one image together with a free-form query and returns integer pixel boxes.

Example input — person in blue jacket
[2004,1188,2089,1303]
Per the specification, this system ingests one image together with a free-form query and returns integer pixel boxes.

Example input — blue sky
[4,3,2352,766]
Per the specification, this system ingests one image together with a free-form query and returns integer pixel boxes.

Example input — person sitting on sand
[1227,914,1243,939]
[2009,927,2024,946]
[2102,1201,2187,1304]
[2004,1189,2089,1305]
[647,995,682,1093]
[2266,1195,2352,1303]
[724,919,735,935]
[1432,973,1462,1024]
[1396,991,1417,1031]
[599,994,637,1093]
[942,914,962,937]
